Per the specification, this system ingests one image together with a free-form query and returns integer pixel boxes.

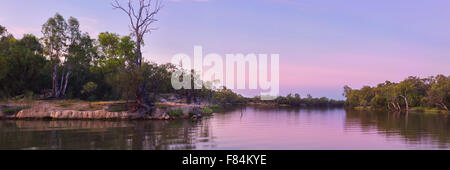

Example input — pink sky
[1,0,449,99]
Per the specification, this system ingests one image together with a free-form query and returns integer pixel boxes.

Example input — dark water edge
[0,106,448,150]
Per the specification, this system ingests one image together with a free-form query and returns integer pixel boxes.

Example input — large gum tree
[42,13,84,98]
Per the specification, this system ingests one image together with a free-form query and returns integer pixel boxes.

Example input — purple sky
[1,0,449,99]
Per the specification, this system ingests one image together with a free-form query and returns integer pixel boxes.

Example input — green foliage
[410,107,443,111]
[200,107,214,114]
[58,102,73,108]
[188,110,196,116]
[209,105,224,112]
[81,82,98,94]
[213,87,246,104]
[0,25,6,36]
[57,100,82,108]
[2,106,30,115]
[42,13,67,65]
[107,106,128,112]
[344,75,450,111]
[249,93,344,107]
[0,34,50,98]
[167,109,184,117]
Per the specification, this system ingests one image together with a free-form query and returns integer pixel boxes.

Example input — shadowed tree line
[247,93,345,108]
[343,75,450,112]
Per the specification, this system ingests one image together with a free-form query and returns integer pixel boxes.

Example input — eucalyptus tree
[427,75,449,111]
[65,32,98,98]
[42,13,69,98]
[0,25,6,37]
[95,32,137,100]
[42,14,88,98]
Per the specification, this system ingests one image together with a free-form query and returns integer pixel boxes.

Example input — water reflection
[345,110,450,149]
[0,107,449,150]
[0,120,213,150]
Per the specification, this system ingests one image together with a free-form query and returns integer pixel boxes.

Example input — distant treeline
[247,94,345,107]
[211,90,345,107]
[343,75,449,112]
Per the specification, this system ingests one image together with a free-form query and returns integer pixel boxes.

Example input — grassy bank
[410,107,448,113]
[350,106,448,114]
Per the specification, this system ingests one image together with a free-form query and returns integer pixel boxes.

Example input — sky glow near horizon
[1,0,449,99]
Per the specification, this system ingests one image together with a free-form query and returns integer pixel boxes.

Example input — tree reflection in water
[0,119,213,150]
[0,107,449,150]
[345,110,449,148]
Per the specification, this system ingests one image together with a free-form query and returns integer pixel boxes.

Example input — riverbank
[409,107,449,114]
[0,100,217,120]
[350,106,448,114]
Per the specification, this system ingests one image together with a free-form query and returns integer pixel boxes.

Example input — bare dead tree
[112,0,162,66]
[112,0,163,115]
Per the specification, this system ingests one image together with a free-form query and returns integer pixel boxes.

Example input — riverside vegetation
[0,11,344,120]
[343,75,450,113]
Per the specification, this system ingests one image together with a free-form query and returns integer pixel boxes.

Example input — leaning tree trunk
[61,71,71,97]
[396,102,401,112]
[56,69,65,98]
[400,95,409,112]
[437,102,448,112]
[390,102,401,112]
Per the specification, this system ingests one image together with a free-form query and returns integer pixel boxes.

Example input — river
[0,106,448,150]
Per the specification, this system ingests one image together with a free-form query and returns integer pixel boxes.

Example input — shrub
[81,82,98,94]
[2,106,30,115]
[167,109,183,117]
[107,105,128,112]
[201,107,213,114]
[209,105,224,112]
[58,101,73,108]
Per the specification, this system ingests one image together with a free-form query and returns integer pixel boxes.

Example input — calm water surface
[0,106,449,150]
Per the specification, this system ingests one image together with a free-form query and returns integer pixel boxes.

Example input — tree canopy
[344,75,450,112]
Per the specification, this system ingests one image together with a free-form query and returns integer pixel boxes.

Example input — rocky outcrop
[12,108,137,120]
[0,102,213,120]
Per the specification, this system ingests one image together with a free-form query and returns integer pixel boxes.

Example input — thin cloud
[78,17,103,38]
[8,26,41,38]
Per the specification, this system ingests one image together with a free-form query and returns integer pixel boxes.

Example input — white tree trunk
[438,102,448,111]
[61,71,71,96]
[56,69,65,98]
[396,102,401,111]
[400,95,409,112]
